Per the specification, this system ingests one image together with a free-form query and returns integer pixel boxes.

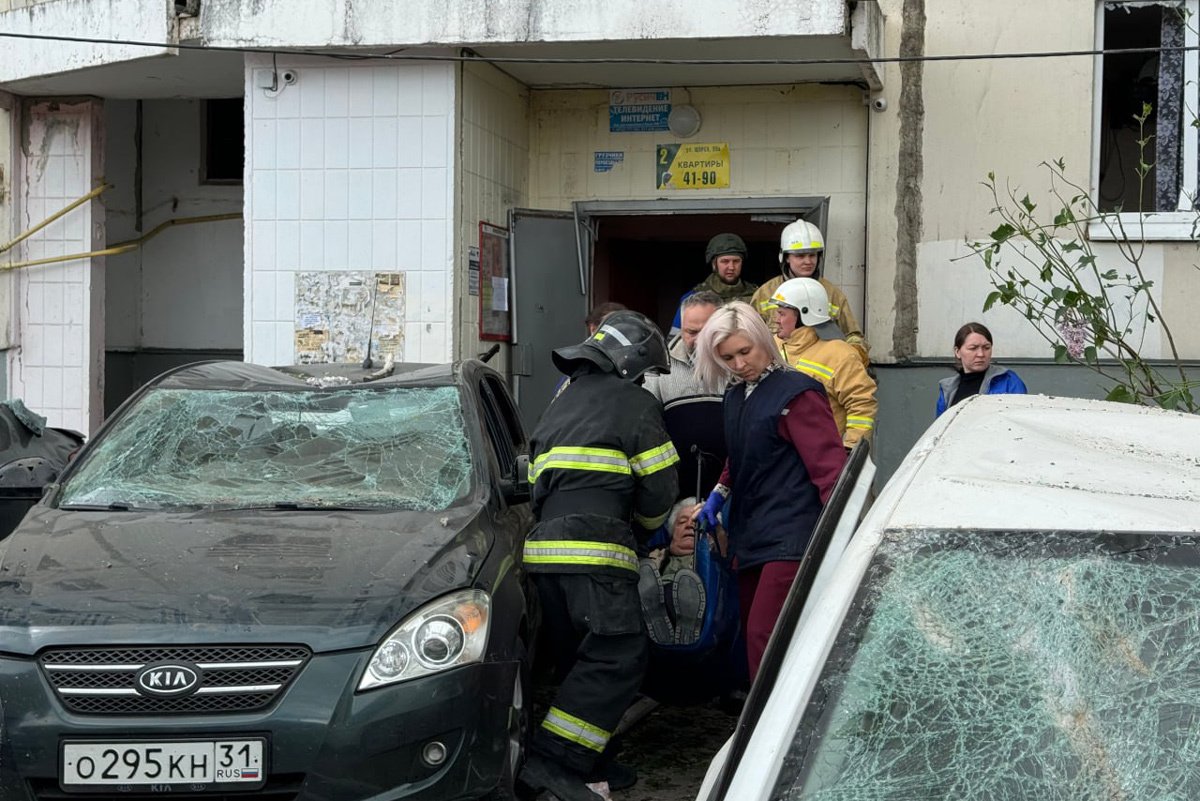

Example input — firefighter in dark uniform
[518,311,680,801]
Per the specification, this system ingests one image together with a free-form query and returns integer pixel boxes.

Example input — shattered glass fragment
[776,529,1200,800]
[58,386,472,511]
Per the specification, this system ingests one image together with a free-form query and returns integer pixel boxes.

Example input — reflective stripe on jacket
[776,327,878,447]
[526,368,680,577]
[751,274,870,364]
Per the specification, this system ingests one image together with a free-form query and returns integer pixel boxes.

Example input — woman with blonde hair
[692,302,846,679]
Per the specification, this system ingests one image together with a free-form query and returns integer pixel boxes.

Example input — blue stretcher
[639,395,747,704]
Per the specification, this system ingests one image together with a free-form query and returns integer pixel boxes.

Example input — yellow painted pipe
[0,212,242,272]
[0,182,112,256]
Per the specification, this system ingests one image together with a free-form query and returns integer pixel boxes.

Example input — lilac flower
[1057,316,1087,359]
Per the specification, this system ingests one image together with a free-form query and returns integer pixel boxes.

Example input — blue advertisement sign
[594,151,625,173]
[609,89,672,133]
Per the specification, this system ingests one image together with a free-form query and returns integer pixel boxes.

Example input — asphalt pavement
[616,701,737,801]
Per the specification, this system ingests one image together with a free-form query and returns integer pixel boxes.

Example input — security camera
[870,96,888,112]
[280,70,298,85]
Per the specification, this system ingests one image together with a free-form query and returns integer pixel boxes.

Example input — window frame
[1090,0,1200,240]
[476,375,525,483]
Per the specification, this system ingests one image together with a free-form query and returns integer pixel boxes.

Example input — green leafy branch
[963,106,1196,412]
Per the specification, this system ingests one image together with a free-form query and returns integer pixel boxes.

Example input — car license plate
[61,739,266,790]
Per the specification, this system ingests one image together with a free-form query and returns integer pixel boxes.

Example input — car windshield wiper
[269,501,376,511]
[58,502,140,511]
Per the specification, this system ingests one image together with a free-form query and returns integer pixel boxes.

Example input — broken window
[58,386,473,511]
[1098,0,1197,212]
[775,529,1200,799]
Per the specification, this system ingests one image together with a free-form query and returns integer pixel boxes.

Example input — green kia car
[0,360,536,801]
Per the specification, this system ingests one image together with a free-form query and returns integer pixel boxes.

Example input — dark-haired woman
[936,322,1027,417]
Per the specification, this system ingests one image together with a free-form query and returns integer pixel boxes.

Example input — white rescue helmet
[771,277,832,327]
[778,219,825,261]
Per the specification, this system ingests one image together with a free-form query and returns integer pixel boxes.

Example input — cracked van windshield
[777,529,1200,800]
[58,386,472,511]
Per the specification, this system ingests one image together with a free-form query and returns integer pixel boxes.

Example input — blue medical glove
[699,490,725,531]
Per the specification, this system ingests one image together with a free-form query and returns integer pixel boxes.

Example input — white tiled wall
[244,55,456,365]
[0,96,14,354]
[456,62,530,369]
[8,100,104,433]
[528,84,868,329]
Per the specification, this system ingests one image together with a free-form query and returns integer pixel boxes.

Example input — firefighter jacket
[776,327,878,447]
[752,275,869,364]
[525,368,680,579]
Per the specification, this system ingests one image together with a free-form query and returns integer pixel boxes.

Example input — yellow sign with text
[655,143,730,190]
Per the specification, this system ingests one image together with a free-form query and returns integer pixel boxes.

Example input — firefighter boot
[518,753,603,801]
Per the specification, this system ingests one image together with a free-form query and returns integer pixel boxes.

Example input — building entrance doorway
[509,197,829,429]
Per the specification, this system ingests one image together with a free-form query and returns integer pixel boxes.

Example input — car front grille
[39,645,311,716]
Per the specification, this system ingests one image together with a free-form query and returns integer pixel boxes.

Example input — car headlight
[358,589,490,691]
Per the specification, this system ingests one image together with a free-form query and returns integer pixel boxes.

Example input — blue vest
[724,369,826,569]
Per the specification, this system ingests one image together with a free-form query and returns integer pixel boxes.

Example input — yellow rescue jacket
[776,327,878,447]
[752,275,869,364]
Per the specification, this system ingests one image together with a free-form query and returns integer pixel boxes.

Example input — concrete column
[9,98,105,434]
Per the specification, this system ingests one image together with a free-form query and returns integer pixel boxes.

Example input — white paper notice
[491,277,509,311]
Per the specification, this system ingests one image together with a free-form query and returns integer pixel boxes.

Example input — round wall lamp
[667,104,702,138]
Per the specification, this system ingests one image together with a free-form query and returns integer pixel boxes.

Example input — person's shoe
[588,759,637,791]
[637,559,673,645]
[671,567,706,645]
[518,754,603,801]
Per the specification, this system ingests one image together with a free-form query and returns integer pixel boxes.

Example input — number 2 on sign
[658,147,670,164]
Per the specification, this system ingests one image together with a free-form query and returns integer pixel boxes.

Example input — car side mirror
[501,455,530,505]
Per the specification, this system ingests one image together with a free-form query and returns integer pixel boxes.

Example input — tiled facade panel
[528,84,868,326]
[456,63,530,368]
[244,56,455,365]
[9,100,104,434]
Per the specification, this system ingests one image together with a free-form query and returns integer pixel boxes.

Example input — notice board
[479,222,512,341]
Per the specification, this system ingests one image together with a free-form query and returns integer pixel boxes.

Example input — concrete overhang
[203,0,885,89]
[0,0,882,98]
[0,0,175,85]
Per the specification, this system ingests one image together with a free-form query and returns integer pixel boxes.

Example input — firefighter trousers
[531,571,649,775]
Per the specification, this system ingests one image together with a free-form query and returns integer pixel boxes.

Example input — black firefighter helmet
[552,310,670,382]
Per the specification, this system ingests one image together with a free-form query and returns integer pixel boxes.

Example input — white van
[699,394,1200,801]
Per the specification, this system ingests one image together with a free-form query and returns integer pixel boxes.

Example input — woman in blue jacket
[936,322,1027,417]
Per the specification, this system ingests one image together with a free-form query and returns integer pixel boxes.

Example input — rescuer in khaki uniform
[751,219,869,364]
[770,278,877,448]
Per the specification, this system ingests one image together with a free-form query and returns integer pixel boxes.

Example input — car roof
[148,360,460,391]
[885,393,1200,533]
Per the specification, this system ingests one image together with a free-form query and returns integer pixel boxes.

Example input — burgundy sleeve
[777,390,847,505]
[717,458,731,489]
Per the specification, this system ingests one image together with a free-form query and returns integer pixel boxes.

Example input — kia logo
[134,663,201,697]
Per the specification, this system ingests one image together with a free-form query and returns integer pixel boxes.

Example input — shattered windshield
[775,529,1200,800]
[58,385,473,511]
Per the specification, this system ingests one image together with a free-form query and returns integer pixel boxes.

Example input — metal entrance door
[509,208,591,431]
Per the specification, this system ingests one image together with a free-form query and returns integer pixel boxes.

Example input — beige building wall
[455,62,530,374]
[867,0,1096,362]
[1161,244,1200,357]
[527,84,869,330]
